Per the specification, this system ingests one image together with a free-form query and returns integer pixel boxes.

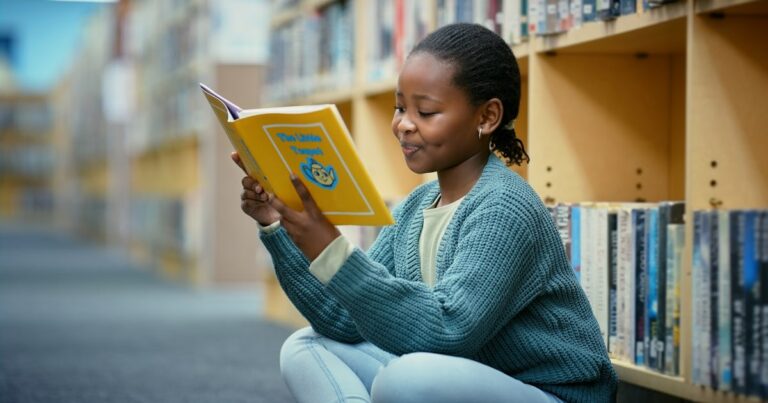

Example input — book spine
[557,0,571,32]
[759,211,768,399]
[633,208,647,366]
[646,207,660,370]
[700,211,712,386]
[718,210,733,390]
[556,203,572,265]
[608,211,618,356]
[570,0,583,28]
[582,0,597,21]
[571,205,582,283]
[521,0,529,39]
[581,206,594,318]
[528,0,539,35]
[745,211,760,396]
[502,0,515,43]
[595,208,610,348]
[733,210,747,394]
[658,204,669,374]
[581,206,597,310]
[456,0,474,22]
[667,223,685,376]
[545,0,558,34]
[710,211,720,389]
[620,0,636,15]
[692,211,703,384]
[617,208,633,361]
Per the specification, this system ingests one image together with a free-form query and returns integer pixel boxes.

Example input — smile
[400,142,421,157]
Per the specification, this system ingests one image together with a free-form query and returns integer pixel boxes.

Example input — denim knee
[370,353,436,403]
[279,326,317,374]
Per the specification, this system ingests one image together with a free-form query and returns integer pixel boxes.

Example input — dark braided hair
[410,23,529,166]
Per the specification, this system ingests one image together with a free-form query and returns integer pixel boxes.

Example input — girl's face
[392,52,485,174]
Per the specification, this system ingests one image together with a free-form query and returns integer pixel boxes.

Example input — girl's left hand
[268,174,341,261]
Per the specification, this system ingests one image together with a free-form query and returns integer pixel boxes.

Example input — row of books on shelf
[126,83,208,155]
[548,201,685,376]
[267,0,680,99]
[691,209,768,398]
[266,0,355,102]
[0,103,52,134]
[127,0,206,66]
[6,187,54,217]
[0,147,55,178]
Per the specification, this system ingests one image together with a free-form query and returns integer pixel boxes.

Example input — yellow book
[200,83,394,226]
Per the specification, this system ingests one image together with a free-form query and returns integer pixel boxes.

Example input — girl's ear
[478,98,503,135]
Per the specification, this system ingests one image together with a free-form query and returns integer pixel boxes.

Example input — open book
[200,83,394,226]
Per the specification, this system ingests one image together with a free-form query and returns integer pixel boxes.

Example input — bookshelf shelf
[278,88,356,107]
[270,8,302,29]
[512,42,531,59]
[362,77,399,98]
[612,360,688,397]
[696,0,768,13]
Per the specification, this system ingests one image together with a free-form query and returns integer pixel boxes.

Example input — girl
[233,23,617,403]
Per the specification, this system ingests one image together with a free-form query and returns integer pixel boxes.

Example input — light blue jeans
[280,327,565,403]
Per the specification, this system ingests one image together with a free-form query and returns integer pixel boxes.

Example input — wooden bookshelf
[264,0,768,400]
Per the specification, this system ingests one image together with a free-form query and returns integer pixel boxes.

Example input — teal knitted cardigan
[261,156,617,403]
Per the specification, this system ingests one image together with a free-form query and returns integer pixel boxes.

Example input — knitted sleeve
[259,204,402,343]
[260,227,363,342]
[323,196,548,356]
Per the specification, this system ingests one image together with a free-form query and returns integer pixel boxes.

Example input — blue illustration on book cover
[301,157,338,190]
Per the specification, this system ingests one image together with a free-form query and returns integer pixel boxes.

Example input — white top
[419,196,464,286]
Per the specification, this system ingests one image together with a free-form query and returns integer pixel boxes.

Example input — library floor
[0,221,294,403]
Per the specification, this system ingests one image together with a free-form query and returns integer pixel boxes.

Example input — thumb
[290,174,322,216]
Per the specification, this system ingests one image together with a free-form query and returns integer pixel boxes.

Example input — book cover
[200,83,394,226]
[571,205,582,283]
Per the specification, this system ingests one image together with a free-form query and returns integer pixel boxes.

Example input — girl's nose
[397,114,416,135]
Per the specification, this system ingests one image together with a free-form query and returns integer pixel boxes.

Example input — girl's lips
[400,143,421,157]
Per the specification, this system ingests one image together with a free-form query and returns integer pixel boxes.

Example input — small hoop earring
[477,127,483,141]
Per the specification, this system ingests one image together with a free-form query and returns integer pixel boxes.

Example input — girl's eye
[419,111,436,117]
[393,106,405,113]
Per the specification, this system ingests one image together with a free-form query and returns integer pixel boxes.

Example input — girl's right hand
[231,152,281,226]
